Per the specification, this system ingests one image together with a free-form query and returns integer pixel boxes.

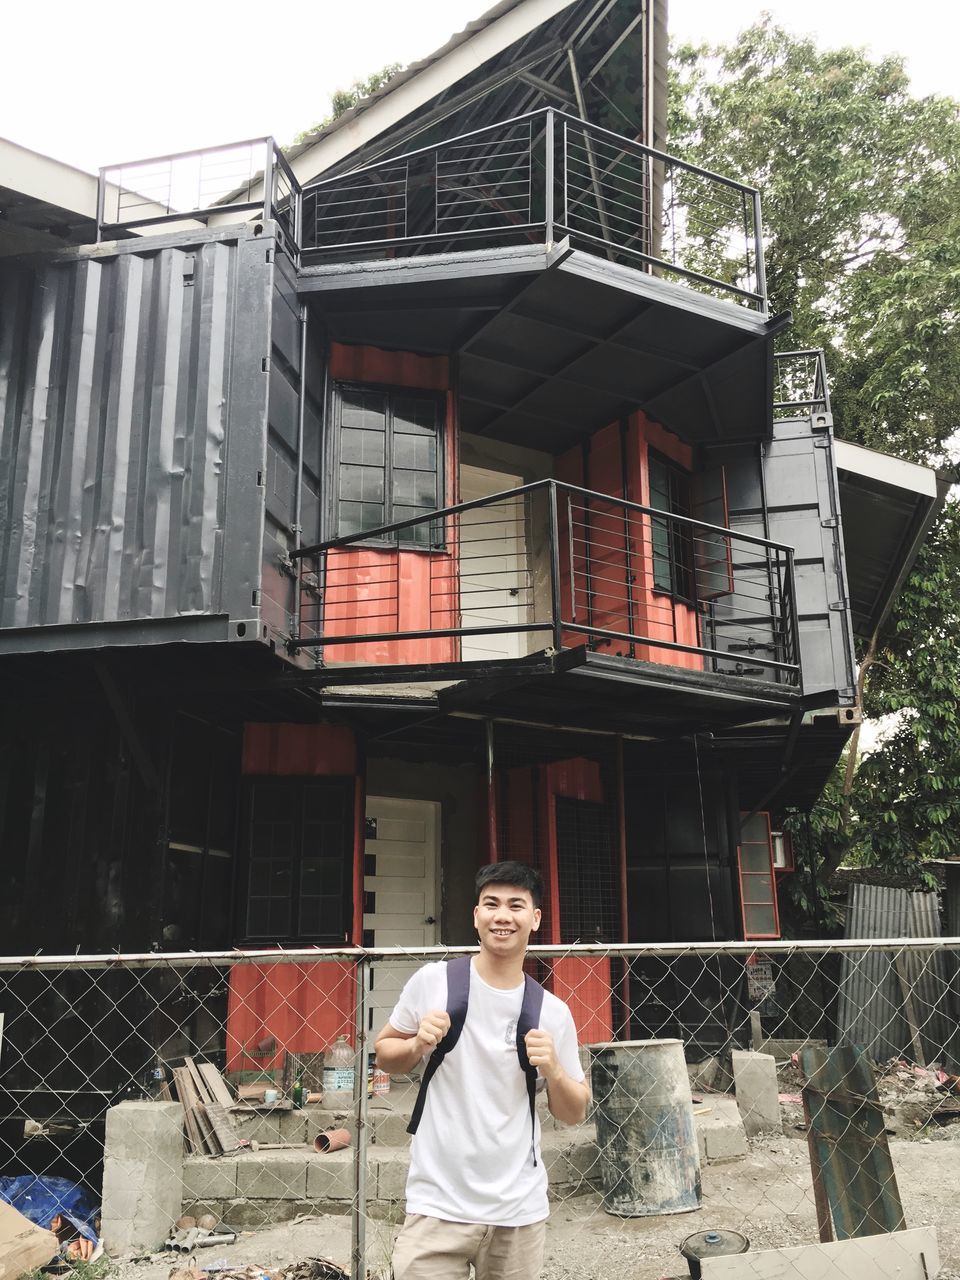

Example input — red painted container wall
[323,344,459,666]
[500,756,614,1040]
[227,723,362,1072]
[556,412,703,671]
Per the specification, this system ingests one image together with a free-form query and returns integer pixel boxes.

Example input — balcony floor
[312,645,809,736]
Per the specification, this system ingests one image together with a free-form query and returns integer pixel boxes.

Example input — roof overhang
[301,241,787,451]
[289,0,665,183]
[834,438,953,639]
[0,138,99,254]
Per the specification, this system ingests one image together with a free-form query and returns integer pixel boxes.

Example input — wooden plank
[172,1067,206,1154]
[198,1062,236,1109]
[893,954,926,1067]
[184,1056,214,1104]
[205,1101,245,1152]
[157,1078,173,1102]
[701,1226,939,1278]
[800,1045,906,1240]
[194,1102,223,1156]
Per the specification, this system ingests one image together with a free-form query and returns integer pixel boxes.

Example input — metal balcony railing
[773,349,832,420]
[292,480,800,687]
[97,137,302,248]
[300,108,767,310]
[94,112,767,312]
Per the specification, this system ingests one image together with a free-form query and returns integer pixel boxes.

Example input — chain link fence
[1,940,958,1279]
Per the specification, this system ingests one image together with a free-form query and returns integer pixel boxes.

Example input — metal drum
[589,1038,702,1217]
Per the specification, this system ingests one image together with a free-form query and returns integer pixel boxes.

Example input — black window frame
[240,776,354,946]
[330,380,446,549]
[648,449,695,602]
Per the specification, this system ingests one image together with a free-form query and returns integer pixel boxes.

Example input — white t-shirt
[388,958,585,1227]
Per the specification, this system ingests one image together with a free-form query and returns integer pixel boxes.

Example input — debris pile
[875,1058,960,1136]
[168,1258,348,1280]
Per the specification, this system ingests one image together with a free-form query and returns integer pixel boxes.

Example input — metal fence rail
[0,940,958,1278]
[293,479,800,686]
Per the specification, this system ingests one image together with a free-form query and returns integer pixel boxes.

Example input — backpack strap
[406,956,471,1136]
[516,973,546,1166]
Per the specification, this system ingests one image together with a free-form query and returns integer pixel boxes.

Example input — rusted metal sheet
[838,884,956,1069]
[0,225,273,648]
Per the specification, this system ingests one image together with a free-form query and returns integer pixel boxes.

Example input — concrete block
[371,1150,408,1200]
[696,1096,748,1163]
[182,1156,238,1201]
[101,1100,184,1255]
[542,1136,600,1191]
[306,1150,355,1201]
[732,1049,782,1136]
[369,1109,411,1145]
[231,1112,283,1145]
[279,1110,308,1143]
[235,1152,307,1200]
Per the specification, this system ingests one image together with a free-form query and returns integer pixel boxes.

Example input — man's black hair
[474,861,543,909]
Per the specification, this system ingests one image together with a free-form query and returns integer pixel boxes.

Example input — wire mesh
[0,942,957,1278]
[774,351,832,420]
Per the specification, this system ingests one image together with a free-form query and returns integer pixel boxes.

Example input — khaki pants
[392,1213,546,1280]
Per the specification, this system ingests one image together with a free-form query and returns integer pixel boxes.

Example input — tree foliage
[670,23,960,893]
[294,64,403,143]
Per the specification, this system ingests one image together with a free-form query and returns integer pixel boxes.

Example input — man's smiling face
[474,883,541,958]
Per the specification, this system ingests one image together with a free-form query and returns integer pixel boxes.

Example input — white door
[459,465,526,662]
[363,796,440,1037]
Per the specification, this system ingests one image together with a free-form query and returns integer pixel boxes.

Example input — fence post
[544,110,555,247]
[351,955,370,1280]
[752,188,768,314]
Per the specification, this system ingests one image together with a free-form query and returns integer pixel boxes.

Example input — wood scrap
[172,1066,208,1154]
[205,1100,247,1152]
[198,1061,236,1108]
[193,1102,223,1156]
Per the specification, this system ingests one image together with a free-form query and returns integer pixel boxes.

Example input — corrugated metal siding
[838,883,958,1070]
[0,228,272,638]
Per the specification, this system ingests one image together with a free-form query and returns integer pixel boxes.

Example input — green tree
[294,63,403,144]
[670,22,960,893]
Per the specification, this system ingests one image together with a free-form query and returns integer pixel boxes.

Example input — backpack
[406,955,546,1163]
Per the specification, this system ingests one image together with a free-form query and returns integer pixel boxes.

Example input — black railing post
[548,481,563,653]
[786,548,802,691]
[752,188,768,314]
[545,109,555,246]
[95,169,106,243]
[263,139,276,224]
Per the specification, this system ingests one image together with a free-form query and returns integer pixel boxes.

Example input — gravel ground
[105,1134,960,1280]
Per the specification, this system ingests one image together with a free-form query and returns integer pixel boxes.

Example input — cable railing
[774,350,832,420]
[299,107,766,310]
[97,137,301,248]
[94,112,766,310]
[292,479,800,687]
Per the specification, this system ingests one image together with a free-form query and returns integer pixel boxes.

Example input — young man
[375,861,590,1280]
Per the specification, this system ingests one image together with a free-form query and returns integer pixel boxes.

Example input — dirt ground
[107,1132,960,1280]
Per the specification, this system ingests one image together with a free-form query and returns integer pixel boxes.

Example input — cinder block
[306,1150,356,1201]
[235,1153,308,1200]
[101,1101,184,1255]
[371,1150,408,1200]
[279,1111,308,1143]
[369,1110,410,1145]
[232,1112,283,1145]
[696,1098,748,1163]
[732,1050,782,1136]
[182,1156,238,1201]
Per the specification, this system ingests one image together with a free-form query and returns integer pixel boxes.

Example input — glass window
[335,384,444,545]
[648,452,694,598]
[244,778,353,944]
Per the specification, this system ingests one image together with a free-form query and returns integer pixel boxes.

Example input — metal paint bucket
[680,1229,750,1278]
[589,1038,702,1217]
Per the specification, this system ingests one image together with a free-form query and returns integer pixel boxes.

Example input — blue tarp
[0,1176,99,1244]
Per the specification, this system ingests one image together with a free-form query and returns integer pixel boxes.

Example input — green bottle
[291,1074,305,1108]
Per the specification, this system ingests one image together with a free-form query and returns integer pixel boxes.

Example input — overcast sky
[1,1,956,174]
